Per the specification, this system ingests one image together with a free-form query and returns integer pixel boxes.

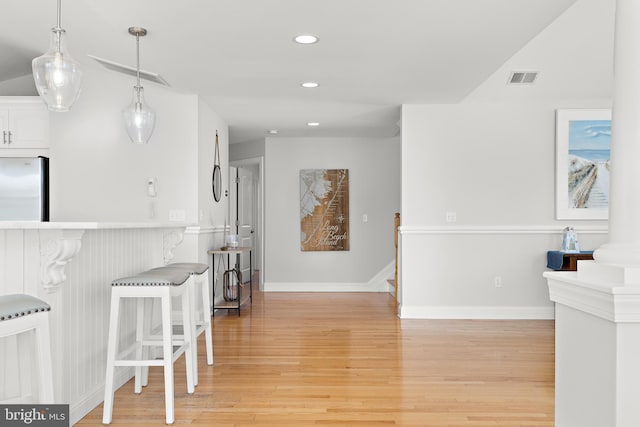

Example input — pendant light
[32,0,83,112]
[123,27,155,144]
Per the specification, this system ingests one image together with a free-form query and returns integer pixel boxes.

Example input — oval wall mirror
[212,131,222,202]
[212,164,222,202]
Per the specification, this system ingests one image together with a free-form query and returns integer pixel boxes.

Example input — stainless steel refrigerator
[0,157,49,221]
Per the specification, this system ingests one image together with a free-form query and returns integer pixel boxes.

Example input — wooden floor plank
[78,287,554,426]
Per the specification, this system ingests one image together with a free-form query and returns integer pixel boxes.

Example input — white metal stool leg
[160,293,175,424]
[161,281,196,424]
[102,289,121,424]
[180,286,195,395]
[198,269,213,365]
[134,297,145,394]
[140,298,153,388]
[33,312,54,403]
[185,279,198,387]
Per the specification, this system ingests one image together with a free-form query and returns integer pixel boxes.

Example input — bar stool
[0,294,54,404]
[102,269,196,425]
[148,263,213,388]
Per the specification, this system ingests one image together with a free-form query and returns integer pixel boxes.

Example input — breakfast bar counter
[0,221,190,424]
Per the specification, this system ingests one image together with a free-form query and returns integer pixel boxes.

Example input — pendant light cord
[128,27,148,105]
[135,33,141,89]
[56,0,62,29]
[54,0,63,52]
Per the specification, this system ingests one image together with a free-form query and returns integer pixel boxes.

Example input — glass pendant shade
[32,28,83,112]
[123,27,155,144]
[123,86,155,144]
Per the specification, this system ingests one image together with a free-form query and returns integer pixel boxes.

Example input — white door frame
[230,156,264,290]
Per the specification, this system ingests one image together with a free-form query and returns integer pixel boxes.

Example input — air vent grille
[508,71,538,85]
[87,55,170,87]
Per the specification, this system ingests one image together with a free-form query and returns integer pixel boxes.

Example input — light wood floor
[78,289,555,426]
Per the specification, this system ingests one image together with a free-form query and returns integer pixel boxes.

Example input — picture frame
[555,109,611,220]
[300,169,350,251]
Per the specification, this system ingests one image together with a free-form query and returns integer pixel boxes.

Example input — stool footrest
[114,360,164,367]
[141,337,187,346]
[117,342,190,363]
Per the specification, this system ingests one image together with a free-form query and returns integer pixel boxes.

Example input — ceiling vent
[508,71,538,85]
[87,54,170,87]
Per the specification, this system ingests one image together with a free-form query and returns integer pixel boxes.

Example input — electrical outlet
[446,211,457,223]
[494,276,502,288]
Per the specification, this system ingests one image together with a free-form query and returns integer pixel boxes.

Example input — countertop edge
[0,221,195,230]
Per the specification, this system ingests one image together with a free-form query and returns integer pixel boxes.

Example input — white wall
[197,98,229,228]
[49,66,201,222]
[229,139,265,161]
[400,103,609,319]
[1,70,231,227]
[403,104,584,226]
[264,137,400,291]
[0,74,38,96]
[172,98,230,307]
[465,0,614,103]
[399,0,614,319]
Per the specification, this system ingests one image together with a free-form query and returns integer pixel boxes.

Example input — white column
[544,1,640,426]
[594,0,640,267]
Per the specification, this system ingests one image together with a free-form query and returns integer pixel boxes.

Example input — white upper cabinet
[0,97,50,149]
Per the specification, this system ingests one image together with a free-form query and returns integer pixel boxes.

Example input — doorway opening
[229,157,264,290]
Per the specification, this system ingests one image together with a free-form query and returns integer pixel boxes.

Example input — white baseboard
[264,282,386,292]
[264,261,395,293]
[70,368,133,426]
[399,305,555,320]
[367,261,395,292]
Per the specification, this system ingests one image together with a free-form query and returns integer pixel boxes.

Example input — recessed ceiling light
[301,82,319,88]
[307,122,320,127]
[268,129,279,134]
[294,34,319,44]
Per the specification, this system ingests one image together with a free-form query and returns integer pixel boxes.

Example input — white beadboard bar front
[0,222,189,425]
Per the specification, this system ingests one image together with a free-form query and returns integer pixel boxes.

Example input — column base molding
[544,266,640,427]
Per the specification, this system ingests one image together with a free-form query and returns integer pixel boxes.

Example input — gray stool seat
[0,294,51,321]
[111,269,190,287]
[164,262,209,275]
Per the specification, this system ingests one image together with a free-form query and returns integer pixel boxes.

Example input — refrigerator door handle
[7,131,12,144]
[2,131,6,144]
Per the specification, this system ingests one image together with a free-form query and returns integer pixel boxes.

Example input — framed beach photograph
[555,109,611,220]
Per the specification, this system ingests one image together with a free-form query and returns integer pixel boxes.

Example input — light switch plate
[169,209,186,221]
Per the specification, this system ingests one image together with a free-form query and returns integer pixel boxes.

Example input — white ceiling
[0,0,580,143]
